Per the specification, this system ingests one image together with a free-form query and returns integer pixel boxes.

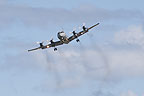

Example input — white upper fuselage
[57,31,69,44]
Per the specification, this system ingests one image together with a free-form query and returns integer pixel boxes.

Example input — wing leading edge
[28,41,63,52]
[28,47,41,52]
[68,23,99,42]
[47,41,63,47]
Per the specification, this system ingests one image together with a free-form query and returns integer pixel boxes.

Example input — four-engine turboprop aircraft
[28,23,99,52]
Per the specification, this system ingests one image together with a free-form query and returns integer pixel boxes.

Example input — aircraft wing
[47,41,64,47]
[28,41,63,52]
[87,23,99,30]
[68,23,99,42]
[28,47,41,52]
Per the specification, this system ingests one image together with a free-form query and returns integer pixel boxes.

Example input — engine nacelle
[83,26,87,31]
[40,43,43,47]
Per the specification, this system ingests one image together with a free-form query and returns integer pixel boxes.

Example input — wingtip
[28,50,32,52]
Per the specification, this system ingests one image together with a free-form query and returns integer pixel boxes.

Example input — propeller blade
[79,26,82,30]
[36,42,40,44]
[46,40,50,44]
[60,27,64,32]
[69,32,73,34]
[46,37,53,44]
[73,27,76,31]
[70,27,76,34]
[36,41,44,44]
[79,23,86,30]
[49,37,54,43]
[50,37,53,41]
[83,22,86,26]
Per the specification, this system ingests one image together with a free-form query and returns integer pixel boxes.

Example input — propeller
[82,22,87,31]
[73,27,76,31]
[79,23,86,30]
[70,27,79,42]
[45,40,50,44]
[36,41,44,47]
[83,22,86,26]
[36,41,44,44]
[46,37,53,44]
[69,27,76,34]
[60,27,64,32]
[50,38,54,43]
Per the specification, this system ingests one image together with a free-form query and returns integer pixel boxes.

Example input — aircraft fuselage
[57,31,69,44]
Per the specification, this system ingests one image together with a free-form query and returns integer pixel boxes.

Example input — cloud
[120,90,137,96]
[2,43,110,87]
[0,4,143,28]
[114,25,144,48]
[93,89,114,96]
[1,39,144,95]
[3,43,144,87]
[107,49,144,79]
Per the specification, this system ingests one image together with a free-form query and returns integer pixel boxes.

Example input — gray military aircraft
[28,23,99,52]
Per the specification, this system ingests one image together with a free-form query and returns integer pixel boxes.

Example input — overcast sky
[0,0,144,96]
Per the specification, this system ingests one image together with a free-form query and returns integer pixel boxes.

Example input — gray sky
[0,0,144,96]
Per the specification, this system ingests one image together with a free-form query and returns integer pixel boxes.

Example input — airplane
[28,23,100,52]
